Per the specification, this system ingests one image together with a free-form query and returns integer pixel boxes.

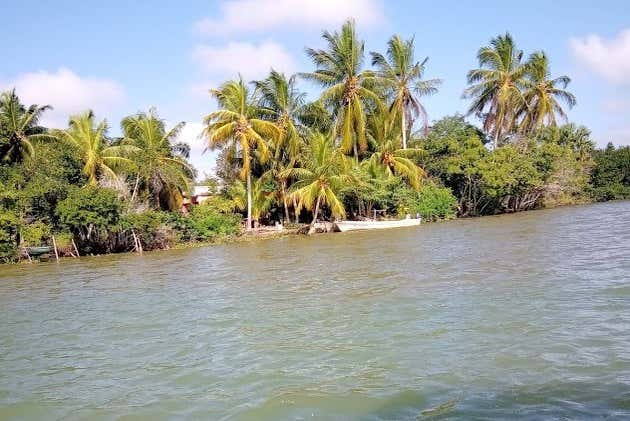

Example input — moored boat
[333,218,421,232]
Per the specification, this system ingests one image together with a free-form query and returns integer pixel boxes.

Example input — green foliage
[591,144,630,201]
[20,221,51,246]
[56,186,122,251]
[0,209,21,262]
[167,200,241,243]
[119,210,175,250]
[394,184,457,221]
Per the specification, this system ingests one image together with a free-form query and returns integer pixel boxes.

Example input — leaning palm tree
[464,33,529,148]
[364,110,426,189]
[0,89,53,163]
[122,109,194,210]
[282,132,353,234]
[518,52,576,134]
[55,111,133,185]
[202,78,280,231]
[371,35,441,148]
[301,19,381,158]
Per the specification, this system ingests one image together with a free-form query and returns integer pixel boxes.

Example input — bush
[394,184,458,221]
[168,202,241,242]
[0,209,21,262]
[120,210,175,250]
[20,221,51,246]
[56,186,122,253]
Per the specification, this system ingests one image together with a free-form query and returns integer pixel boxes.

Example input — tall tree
[55,111,134,185]
[282,132,353,233]
[202,78,279,231]
[301,19,381,158]
[371,35,441,148]
[519,52,576,134]
[0,90,53,163]
[464,33,528,148]
[364,110,426,189]
[253,70,305,221]
[122,109,194,210]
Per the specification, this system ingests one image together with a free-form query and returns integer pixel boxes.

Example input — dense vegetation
[1,21,628,262]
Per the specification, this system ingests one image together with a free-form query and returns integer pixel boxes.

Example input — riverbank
[11,199,627,266]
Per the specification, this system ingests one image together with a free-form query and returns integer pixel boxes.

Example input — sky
[1,0,629,177]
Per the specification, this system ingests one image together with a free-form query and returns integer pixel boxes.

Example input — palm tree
[518,52,576,134]
[202,78,279,231]
[226,177,274,226]
[371,35,441,148]
[0,90,53,163]
[464,33,528,148]
[122,109,194,210]
[253,70,305,157]
[282,132,353,234]
[253,70,305,221]
[364,110,426,189]
[301,19,381,158]
[55,111,134,185]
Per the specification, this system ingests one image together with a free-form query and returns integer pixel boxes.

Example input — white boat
[333,218,421,232]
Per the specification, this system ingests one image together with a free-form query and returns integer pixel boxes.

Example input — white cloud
[192,41,296,81]
[570,29,630,84]
[174,122,218,178]
[195,0,384,35]
[0,67,125,128]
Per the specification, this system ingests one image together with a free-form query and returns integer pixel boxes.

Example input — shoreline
[10,199,626,266]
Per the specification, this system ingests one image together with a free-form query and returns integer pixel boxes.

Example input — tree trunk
[130,175,140,203]
[246,171,252,232]
[281,180,290,223]
[401,110,407,149]
[293,196,299,223]
[308,194,322,235]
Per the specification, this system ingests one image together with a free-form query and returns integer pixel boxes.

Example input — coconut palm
[364,110,426,189]
[202,78,280,231]
[301,19,381,158]
[226,177,275,225]
[371,35,441,148]
[122,109,194,210]
[518,52,576,134]
[55,111,134,185]
[0,90,54,163]
[253,70,305,157]
[253,70,305,221]
[282,132,353,233]
[464,33,529,148]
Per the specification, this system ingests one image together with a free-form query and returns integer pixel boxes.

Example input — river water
[1,201,629,420]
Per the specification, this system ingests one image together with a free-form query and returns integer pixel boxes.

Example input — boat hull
[333,218,421,232]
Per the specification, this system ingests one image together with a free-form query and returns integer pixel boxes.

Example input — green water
[1,201,629,420]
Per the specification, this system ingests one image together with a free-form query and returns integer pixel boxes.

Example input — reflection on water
[1,201,630,420]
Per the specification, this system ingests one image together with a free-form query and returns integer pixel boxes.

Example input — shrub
[120,210,175,250]
[56,186,122,253]
[20,221,51,246]
[168,202,241,242]
[0,209,21,262]
[394,184,458,221]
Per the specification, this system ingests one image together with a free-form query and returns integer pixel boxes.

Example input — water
[1,201,629,420]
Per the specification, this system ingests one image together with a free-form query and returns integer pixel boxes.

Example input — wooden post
[51,235,60,262]
[23,247,32,263]
[72,239,80,258]
[132,229,143,255]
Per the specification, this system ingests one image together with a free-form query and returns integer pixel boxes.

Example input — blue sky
[1,0,629,176]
